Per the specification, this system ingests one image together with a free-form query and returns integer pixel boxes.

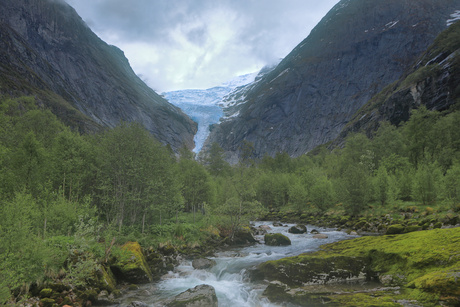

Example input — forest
[0,95,460,304]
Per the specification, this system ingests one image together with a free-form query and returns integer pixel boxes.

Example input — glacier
[163,72,257,153]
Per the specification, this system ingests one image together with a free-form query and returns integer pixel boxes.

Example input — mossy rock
[228,228,257,245]
[39,298,55,307]
[39,288,53,298]
[386,224,404,235]
[264,233,291,246]
[111,241,153,284]
[410,266,460,296]
[94,265,117,292]
[256,228,460,306]
[404,225,422,233]
[254,254,370,287]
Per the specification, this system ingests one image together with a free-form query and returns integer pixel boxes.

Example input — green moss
[386,224,404,235]
[111,241,153,283]
[329,292,402,307]
[39,288,53,298]
[257,228,460,305]
[39,298,55,307]
[409,265,460,296]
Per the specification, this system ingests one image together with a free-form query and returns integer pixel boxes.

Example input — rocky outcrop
[204,0,460,163]
[165,284,218,307]
[332,19,460,146]
[253,227,460,306]
[110,242,153,284]
[0,0,197,152]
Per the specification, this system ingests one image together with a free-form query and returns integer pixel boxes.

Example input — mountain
[331,16,460,147]
[203,0,460,163]
[0,0,197,151]
[163,72,259,153]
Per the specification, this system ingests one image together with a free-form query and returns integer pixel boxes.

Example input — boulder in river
[313,234,328,239]
[264,233,291,246]
[110,241,153,284]
[165,284,218,307]
[288,224,307,234]
[192,258,217,270]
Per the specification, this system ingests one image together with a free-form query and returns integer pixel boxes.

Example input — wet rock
[165,284,218,307]
[128,301,149,307]
[264,233,291,246]
[313,234,328,239]
[192,258,217,270]
[229,228,257,245]
[273,222,283,227]
[288,224,307,234]
[310,229,319,234]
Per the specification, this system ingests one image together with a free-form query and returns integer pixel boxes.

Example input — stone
[192,258,217,270]
[288,224,307,234]
[128,301,150,307]
[110,241,153,284]
[310,229,319,234]
[39,288,53,298]
[313,234,328,239]
[386,224,405,235]
[229,228,257,245]
[165,284,218,307]
[264,233,291,246]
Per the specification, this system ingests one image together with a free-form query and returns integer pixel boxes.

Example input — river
[116,221,358,306]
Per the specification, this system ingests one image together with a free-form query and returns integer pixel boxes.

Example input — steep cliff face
[0,0,197,151]
[204,0,460,163]
[332,18,460,146]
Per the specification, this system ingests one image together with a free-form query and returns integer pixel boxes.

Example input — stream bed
[116,222,358,306]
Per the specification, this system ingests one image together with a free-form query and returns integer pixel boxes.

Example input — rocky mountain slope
[203,0,460,163]
[0,0,197,151]
[331,17,460,146]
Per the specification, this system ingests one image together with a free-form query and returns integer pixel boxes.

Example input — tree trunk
[142,212,146,234]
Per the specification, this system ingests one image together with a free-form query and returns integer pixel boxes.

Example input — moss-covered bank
[252,227,460,306]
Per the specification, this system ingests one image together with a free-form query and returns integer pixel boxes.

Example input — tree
[178,159,215,223]
[204,142,230,177]
[374,166,390,206]
[413,163,442,205]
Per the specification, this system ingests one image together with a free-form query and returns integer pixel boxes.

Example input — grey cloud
[65,0,339,91]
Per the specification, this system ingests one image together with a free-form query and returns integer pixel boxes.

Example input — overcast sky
[65,0,339,92]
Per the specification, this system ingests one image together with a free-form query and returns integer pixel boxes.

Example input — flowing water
[117,222,358,306]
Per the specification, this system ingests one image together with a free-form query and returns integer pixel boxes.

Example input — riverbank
[252,227,460,306]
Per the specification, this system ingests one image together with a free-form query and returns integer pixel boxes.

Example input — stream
[116,222,358,306]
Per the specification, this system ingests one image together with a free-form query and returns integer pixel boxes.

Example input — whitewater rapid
[117,222,357,306]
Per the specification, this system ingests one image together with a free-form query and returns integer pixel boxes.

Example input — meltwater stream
[117,222,358,307]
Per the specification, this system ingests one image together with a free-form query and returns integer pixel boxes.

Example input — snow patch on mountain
[447,10,460,26]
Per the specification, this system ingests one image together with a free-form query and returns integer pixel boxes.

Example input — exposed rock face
[332,19,460,145]
[165,284,218,307]
[204,0,460,163]
[0,0,197,151]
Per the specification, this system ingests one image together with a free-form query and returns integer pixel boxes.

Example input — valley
[0,0,459,306]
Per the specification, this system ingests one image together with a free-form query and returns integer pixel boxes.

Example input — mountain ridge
[0,0,197,151]
[203,0,460,163]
